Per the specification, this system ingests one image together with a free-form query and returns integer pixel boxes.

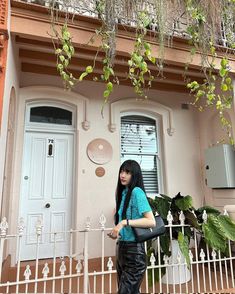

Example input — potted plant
[147,192,235,284]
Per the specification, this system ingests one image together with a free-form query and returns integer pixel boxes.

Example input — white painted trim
[120,111,163,196]
[108,98,175,136]
[108,97,173,195]
[25,101,76,131]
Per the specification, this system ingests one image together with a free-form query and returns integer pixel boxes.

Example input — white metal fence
[0,211,234,294]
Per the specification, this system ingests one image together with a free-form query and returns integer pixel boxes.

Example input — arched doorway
[19,101,75,260]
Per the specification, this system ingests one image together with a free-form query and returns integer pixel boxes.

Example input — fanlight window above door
[30,106,72,125]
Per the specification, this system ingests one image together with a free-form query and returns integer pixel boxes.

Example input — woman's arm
[127,211,156,228]
[108,211,155,239]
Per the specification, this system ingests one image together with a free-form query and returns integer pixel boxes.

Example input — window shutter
[121,115,159,194]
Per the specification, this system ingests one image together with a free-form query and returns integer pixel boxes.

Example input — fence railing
[14,0,233,48]
[0,210,234,294]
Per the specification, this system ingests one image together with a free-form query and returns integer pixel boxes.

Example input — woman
[108,160,156,294]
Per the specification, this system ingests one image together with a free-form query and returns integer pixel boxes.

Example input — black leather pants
[116,241,147,294]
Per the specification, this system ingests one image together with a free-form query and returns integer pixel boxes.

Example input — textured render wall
[15,73,204,258]
[20,73,204,207]
[0,0,8,128]
[0,32,20,214]
[197,79,235,211]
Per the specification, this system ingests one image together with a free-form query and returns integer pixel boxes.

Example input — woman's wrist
[121,219,130,226]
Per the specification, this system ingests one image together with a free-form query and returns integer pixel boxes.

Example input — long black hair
[115,160,146,225]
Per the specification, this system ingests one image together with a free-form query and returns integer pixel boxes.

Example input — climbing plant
[185,0,235,144]
[50,0,235,140]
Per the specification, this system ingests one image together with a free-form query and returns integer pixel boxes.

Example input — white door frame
[19,102,76,260]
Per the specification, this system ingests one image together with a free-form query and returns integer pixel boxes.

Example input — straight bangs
[119,161,134,174]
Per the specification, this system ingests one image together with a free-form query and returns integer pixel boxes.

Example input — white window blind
[121,115,160,194]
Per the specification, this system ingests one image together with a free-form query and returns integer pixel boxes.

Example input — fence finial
[167,210,173,225]
[200,248,205,261]
[223,209,229,216]
[18,217,25,236]
[76,259,83,273]
[24,265,31,280]
[42,263,50,278]
[163,255,169,265]
[99,213,106,229]
[59,260,66,276]
[0,217,8,237]
[211,249,217,260]
[35,217,43,235]
[189,250,194,262]
[202,210,208,223]
[179,211,185,225]
[107,257,113,271]
[150,253,156,266]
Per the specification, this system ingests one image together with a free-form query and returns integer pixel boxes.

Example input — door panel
[20,131,74,260]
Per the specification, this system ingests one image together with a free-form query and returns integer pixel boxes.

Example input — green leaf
[218,215,235,241]
[103,90,110,98]
[79,72,88,81]
[202,215,227,252]
[178,232,190,267]
[221,58,228,68]
[184,211,200,229]
[63,44,69,53]
[86,66,93,73]
[160,235,171,256]
[109,67,114,76]
[159,194,172,202]
[196,206,220,215]
[219,68,227,77]
[149,56,156,64]
[144,42,150,50]
[225,77,232,85]
[55,49,62,54]
[64,59,69,67]
[70,46,75,55]
[59,55,65,62]
[106,82,113,92]
[175,195,193,211]
[57,64,63,71]
[153,197,170,219]
[221,84,228,91]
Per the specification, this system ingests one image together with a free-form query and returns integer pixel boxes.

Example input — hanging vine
[49,0,235,142]
[185,0,235,144]
[128,10,155,97]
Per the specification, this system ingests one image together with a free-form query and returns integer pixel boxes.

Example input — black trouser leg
[116,242,146,294]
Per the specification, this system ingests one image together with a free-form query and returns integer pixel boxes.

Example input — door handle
[24,176,29,180]
[45,203,51,208]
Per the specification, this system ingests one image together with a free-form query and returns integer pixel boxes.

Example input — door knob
[45,203,51,208]
[24,176,29,180]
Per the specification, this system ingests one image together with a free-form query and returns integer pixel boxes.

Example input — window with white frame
[120,114,161,195]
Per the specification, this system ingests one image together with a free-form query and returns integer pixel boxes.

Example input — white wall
[2,61,206,259]
[18,74,204,211]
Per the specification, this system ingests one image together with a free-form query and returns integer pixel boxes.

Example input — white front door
[20,131,74,260]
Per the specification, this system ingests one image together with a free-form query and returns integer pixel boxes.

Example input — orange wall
[0,0,9,130]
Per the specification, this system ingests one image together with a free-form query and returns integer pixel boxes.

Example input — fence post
[0,217,8,282]
[83,217,91,294]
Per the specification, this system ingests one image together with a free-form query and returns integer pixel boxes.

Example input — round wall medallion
[87,138,113,165]
[95,167,105,177]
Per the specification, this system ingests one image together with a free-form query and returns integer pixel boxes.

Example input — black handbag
[132,215,166,242]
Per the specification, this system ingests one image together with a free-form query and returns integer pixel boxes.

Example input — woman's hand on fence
[108,220,125,239]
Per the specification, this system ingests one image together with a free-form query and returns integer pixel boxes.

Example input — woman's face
[120,170,132,186]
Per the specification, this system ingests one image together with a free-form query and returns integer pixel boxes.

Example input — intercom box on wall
[205,144,235,188]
